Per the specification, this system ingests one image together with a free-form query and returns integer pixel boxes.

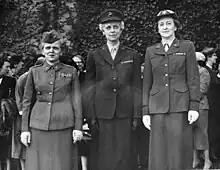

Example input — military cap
[41,30,62,44]
[99,8,124,24]
[155,9,178,22]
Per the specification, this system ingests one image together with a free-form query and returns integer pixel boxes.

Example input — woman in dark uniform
[85,8,141,170]
[20,30,83,170]
[142,10,200,170]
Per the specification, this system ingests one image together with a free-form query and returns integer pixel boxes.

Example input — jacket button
[49,92,52,95]
[112,66,115,69]
[165,64,168,66]
[165,84,168,87]
[165,74,168,76]
[49,82,53,85]
[113,89,116,92]
[113,77,116,80]
[48,102,51,105]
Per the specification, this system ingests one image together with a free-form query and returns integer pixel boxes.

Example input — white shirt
[162,37,175,52]
[107,41,120,60]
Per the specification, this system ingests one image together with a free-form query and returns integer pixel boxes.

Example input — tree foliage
[0,0,80,74]
[77,0,220,62]
[0,0,219,75]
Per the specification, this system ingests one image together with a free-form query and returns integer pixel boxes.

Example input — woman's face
[101,22,123,42]
[210,52,217,64]
[42,41,61,64]
[158,17,177,39]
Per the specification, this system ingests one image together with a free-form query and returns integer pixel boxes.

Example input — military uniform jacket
[142,39,200,115]
[22,61,82,131]
[85,44,141,120]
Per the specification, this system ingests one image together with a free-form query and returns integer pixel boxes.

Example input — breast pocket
[170,53,186,71]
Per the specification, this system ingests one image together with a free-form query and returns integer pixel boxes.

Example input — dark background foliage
[0,0,220,74]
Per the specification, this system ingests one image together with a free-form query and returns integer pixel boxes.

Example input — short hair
[99,21,125,32]
[202,47,217,58]
[72,55,85,64]
[0,58,10,69]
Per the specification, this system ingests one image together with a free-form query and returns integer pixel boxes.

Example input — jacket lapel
[167,38,180,55]
[100,44,114,65]
[155,43,166,56]
[114,44,126,64]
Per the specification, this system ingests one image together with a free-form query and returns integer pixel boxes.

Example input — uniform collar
[156,38,180,49]
[44,61,62,72]
[107,41,120,52]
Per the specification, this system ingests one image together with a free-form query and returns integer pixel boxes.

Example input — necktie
[164,43,169,52]
[110,47,117,60]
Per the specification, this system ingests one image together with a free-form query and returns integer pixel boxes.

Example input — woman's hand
[72,130,83,143]
[20,131,31,147]
[188,110,199,124]
[142,115,151,130]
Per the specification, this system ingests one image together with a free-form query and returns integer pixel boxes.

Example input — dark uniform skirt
[89,118,136,170]
[193,109,209,150]
[25,128,78,170]
[148,112,193,170]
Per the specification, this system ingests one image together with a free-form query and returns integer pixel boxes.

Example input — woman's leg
[20,159,25,170]
[203,149,212,170]
[81,156,88,170]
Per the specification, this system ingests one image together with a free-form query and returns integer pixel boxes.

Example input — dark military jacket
[22,61,82,131]
[84,44,141,120]
[142,39,200,115]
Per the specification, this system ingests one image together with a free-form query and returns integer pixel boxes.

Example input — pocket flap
[150,88,160,95]
[174,85,188,92]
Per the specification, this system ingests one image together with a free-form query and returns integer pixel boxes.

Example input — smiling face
[42,40,62,64]
[101,21,123,42]
[158,17,177,40]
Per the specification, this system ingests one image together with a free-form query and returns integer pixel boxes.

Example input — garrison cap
[41,30,62,44]
[99,8,124,24]
[155,9,178,22]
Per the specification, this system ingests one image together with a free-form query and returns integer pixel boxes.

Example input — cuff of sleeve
[74,118,83,130]
[21,123,29,132]
[142,106,149,116]
[189,101,199,112]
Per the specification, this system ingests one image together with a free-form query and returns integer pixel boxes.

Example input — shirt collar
[44,61,61,72]
[161,37,175,47]
[107,41,120,51]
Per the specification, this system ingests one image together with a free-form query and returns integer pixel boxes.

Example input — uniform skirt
[193,109,209,150]
[148,112,193,170]
[89,118,136,170]
[25,128,78,170]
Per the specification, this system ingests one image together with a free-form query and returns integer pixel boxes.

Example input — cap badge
[108,12,112,17]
